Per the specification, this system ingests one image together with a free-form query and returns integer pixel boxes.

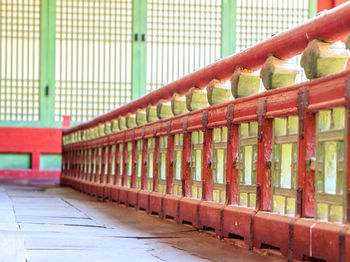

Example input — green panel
[137,154,142,177]
[0,153,31,170]
[286,197,296,215]
[239,192,248,207]
[244,146,252,185]
[146,0,222,92]
[216,149,225,184]
[40,0,56,126]
[40,154,61,171]
[0,0,41,121]
[148,152,153,178]
[159,152,166,180]
[132,0,147,99]
[55,0,133,122]
[274,118,287,136]
[221,0,236,57]
[308,0,317,18]
[249,193,256,208]
[195,150,202,181]
[174,151,182,180]
[324,141,337,194]
[273,195,285,214]
[281,143,292,189]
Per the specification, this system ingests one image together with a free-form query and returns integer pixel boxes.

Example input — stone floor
[0,184,284,262]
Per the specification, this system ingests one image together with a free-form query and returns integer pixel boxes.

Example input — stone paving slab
[0,184,284,262]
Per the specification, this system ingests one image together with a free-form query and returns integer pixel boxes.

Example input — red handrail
[64,2,350,135]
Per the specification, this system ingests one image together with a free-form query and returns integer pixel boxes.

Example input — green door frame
[132,0,147,100]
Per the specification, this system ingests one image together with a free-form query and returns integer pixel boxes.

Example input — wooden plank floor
[0,184,284,262]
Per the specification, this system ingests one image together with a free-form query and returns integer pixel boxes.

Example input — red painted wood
[122,141,127,187]
[229,124,239,205]
[106,145,112,184]
[203,128,213,201]
[63,115,71,128]
[257,119,273,211]
[100,147,106,184]
[0,127,61,153]
[0,170,60,182]
[183,129,191,197]
[153,136,159,191]
[89,148,95,182]
[141,139,148,190]
[114,142,120,185]
[298,113,316,217]
[317,0,334,12]
[130,140,137,188]
[166,134,174,194]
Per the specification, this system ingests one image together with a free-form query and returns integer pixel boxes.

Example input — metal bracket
[226,104,234,144]
[297,87,310,140]
[122,131,126,143]
[153,126,157,138]
[225,181,230,204]
[257,98,267,143]
[202,110,209,145]
[296,187,303,217]
[182,117,188,146]
[141,127,145,140]
[288,218,297,262]
[339,227,347,262]
[347,191,350,224]
[167,121,171,135]
[256,183,261,211]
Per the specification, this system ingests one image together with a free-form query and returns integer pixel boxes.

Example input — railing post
[106,145,113,184]
[256,98,272,211]
[100,147,106,184]
[114,142,120,185]
[182,119,191,197]
[166,124,174,194]
[141,134,148,190]
[153,129,159,192]
[94,147,100,183]
[122,140,128,187]
[131,136,137,188]
[227,123,239,205]
[90,148,95,182]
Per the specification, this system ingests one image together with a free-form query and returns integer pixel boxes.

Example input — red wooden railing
[62,3,350,262]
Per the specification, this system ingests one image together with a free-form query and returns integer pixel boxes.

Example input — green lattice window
[158,136,167,193]
[146,0,222,92]
[271,116,298,216]
[238,122,258,208]
[136,140,143,189]
[212,127,227,203]
[191,130,203,199]
[55,0,133,122]
[0,0,40,121]
[173,133,183,196]
[147,138,155,191]
[316,107,346,223]
[236,0,309,52]
[235,0,310,84]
